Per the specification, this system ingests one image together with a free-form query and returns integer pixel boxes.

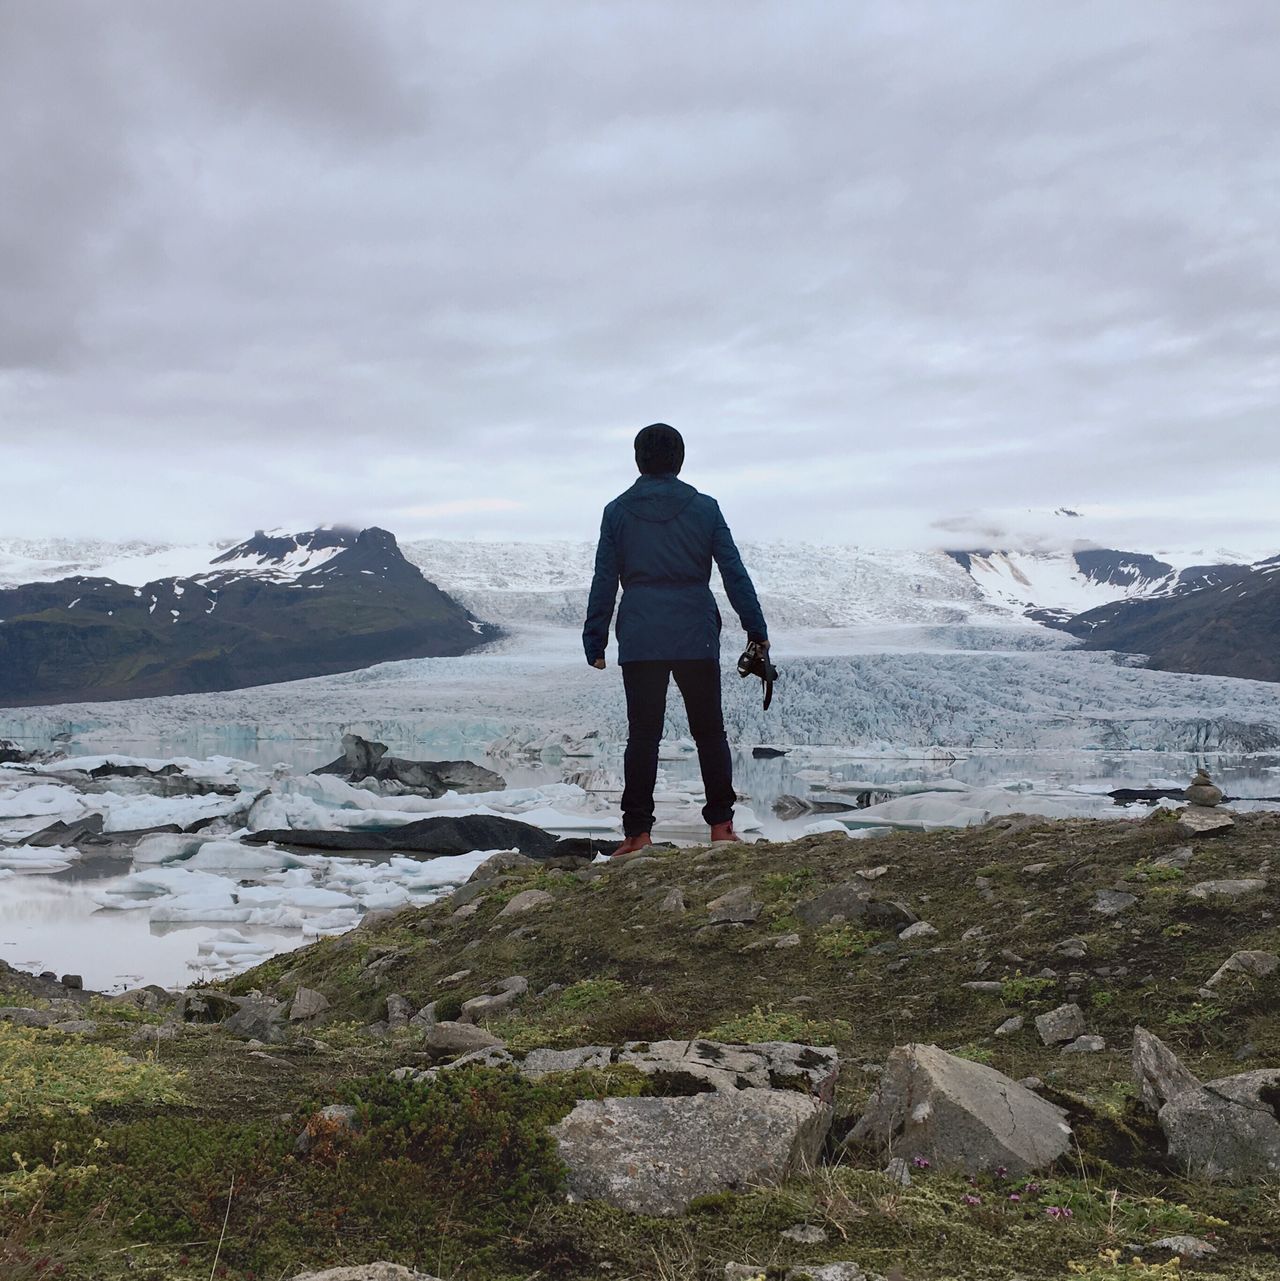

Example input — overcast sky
[2,2,1278,556]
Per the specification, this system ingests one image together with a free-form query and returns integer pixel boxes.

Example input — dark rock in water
[245,813,560,858]
[550,836,617,862]
[1109,788,1191,805]
[0,738,51,764]
[753,746,788,758]
[23,813,106,847]
[87,761,182,780]
[773,793,855,819]
[312,733,504,796]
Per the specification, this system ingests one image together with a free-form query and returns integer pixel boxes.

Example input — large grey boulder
[460,976,529,1023]
[223,997,287,1043]
[423,1021,504,1055]
[614,1039,839,1101]
[1187,878,1266,900]
[849,1043,1072,1175]
[1035,1003,1086,1046]
[1132,1026,1200,1112]
[499,888,555,916]
[1159,1069,1280,1182]
[551,1087,831,1215]
[1176,806,1233,838]
[288,1266,444,1281]
[1203,950,1279,990]
[707,886,763,924]
[290,987,330,1021]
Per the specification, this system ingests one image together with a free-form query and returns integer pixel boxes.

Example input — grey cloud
[0,1,1278,555]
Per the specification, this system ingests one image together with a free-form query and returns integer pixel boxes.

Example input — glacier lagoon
[4,619,1280,990]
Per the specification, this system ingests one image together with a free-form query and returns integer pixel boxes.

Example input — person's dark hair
[634,422,685,475]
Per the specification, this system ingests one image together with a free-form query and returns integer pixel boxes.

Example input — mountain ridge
[0,527,495,706]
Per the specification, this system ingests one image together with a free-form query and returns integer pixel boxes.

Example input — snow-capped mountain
[943,547,1266,624]
[0,528,493,707]
[1062,553,1280,683]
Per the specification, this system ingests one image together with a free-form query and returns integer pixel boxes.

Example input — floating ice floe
[96,791,247,834]
[0,782,87,819]
[88,844,498,943]
[0,844,79,873]
[843,783,1115,831]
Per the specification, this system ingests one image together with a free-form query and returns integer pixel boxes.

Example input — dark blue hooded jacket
[582,474,768,664]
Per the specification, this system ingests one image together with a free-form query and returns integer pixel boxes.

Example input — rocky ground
[2,810,1278,1280]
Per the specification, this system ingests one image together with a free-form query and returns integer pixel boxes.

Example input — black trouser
[620,658,734,837]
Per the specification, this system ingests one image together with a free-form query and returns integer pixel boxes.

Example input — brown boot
[709,821,743,843]
[610,832,653,857]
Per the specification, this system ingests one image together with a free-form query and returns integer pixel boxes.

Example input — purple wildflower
[962,1194,982,1207]
[911,1156,931,1169]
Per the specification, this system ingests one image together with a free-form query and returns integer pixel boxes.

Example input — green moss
[814,926,879,959]
[0,1024,185,1121]
[558,978,627,1010]
[702,1004,850,1045]
[1002,975,1057,1003]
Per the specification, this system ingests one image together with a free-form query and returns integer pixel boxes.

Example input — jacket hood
[617,474,699,523]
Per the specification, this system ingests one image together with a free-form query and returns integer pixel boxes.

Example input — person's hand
[591,658,607,670]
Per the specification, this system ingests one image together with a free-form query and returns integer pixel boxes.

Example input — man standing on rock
[583,422,770,855]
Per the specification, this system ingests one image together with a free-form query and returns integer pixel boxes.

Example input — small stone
[499,889,555,916]
[961,926,986,942]
[995,1015,1024,1037]
[295,1103,359,1156]
[1035,1003,1087,1046]
[1151,1235,1218,1260]
[1061,1034,1106,1054]
[1021,862,1052,875]
[1093,889,1137,916]
[775,933,801,949]
[856,865,889,880]
[468,850,537,880]
[386,993,414,1028]
[659,887,686,914]
[50,1019,97,1035]
[883,1156,912,1186]
[452,902,481,918]
[59,974,83,990]
[708,885,763,924]
[460,984,526,1023]
[1052,938,1088,960]
[781,1223,827,1244]
[1188,878,1266,900]
[1152,846,1193,869]
[898,921,937,941]
[438,969,472,987]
